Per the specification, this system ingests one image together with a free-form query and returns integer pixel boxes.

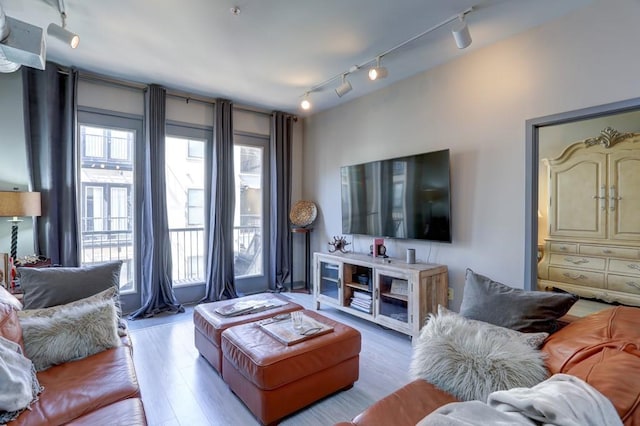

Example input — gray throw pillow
[19,261,123,309]
[459,268,578,333]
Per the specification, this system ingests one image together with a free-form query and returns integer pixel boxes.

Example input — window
[188,139,204,159]
[84,186,104,232]
[187,189,204,226]
[233,134,270,295]
[166,125,207,286]
[78,111,140,295]
[110,187,130,231]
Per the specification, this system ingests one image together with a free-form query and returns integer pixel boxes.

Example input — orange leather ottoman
[221,310,361,425]
[193,293,303,374]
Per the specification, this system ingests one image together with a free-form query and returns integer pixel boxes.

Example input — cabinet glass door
[375,270,410,330]
[318,260,341,304]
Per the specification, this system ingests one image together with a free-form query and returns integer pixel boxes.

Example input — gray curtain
[130,85,183,319]
[269,112,293,291]
[22,64,79,266]
[202,99,238,302]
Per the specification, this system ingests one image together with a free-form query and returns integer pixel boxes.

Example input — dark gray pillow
[19,261,123,309]
[459,268,578,333]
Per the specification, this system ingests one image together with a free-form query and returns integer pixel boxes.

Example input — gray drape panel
[129,85,184,319]
[202,99,238,302]
[269,112,293,291]
[22,64,79,266]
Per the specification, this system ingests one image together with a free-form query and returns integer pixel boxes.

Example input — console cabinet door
[315,257,342,307]
[548,152,606,239]
[608,151,640,241]
[374,268,412,334]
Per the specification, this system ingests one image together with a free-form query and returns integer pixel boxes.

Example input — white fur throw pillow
[18,287,128,337]
[20,299,120,371]
[409,308,549,402]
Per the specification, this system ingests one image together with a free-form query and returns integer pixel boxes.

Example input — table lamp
[0,191,42,260]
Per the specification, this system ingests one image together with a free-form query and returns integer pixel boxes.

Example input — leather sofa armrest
[337,380,458,426]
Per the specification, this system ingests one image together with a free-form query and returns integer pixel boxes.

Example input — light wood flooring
[129,292,415,426]
[128,294,612,426]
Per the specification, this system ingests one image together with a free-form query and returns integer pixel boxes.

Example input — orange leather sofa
[337,306,640,426]
[0,299,146,425]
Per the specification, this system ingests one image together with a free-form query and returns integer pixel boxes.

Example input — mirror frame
[524,96,640,291]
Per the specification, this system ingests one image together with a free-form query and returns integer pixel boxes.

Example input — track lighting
[300,93,311,110]
[47,23,79,48]
[299,6,473,108]
[335,74,352,98]
[49,0,79,49]
[368,56,388,81]
[451,15,472,49]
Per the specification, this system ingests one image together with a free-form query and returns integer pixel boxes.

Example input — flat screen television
[340,149,452,243]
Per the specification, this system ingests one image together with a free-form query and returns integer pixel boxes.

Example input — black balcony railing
[81,220,262,287]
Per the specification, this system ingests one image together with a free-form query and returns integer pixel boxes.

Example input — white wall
[303,0,640,309]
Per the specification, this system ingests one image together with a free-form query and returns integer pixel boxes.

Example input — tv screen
[340,149,452,242]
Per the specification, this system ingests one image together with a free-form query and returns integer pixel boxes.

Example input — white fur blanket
[418,374,622,426]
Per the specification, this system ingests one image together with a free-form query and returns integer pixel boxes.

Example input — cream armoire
[538,127,640,306]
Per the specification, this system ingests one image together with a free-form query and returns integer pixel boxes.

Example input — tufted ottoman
[221,310,361,425]
[193,293,303,375]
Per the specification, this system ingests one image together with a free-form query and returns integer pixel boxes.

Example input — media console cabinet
[313,252,448,339]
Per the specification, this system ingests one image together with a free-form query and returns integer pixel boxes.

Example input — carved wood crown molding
[583,126,635,148]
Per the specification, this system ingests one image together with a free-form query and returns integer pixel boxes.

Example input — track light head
[335,74,352,97]
[47,23,79,48]
[368,67,388,81]
[368,57,388,81]
[300,93,311,110]
[451,15,472,49]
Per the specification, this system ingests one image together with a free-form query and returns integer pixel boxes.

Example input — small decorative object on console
[370,238,387,258]
[328,235,350,253]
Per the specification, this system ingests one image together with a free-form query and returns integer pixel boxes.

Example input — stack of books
[350,290,372,313]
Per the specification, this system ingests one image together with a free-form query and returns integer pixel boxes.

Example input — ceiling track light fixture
[300,93,311,110]
[452,14,472,49]
[299,6,473,110]
[335,73,352,98]
[368,56,388,81]
[48,0,79,49]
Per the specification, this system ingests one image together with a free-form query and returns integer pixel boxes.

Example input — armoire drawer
[609,259,640,275]
[549,267,605,288]
[608,274,640,295]
[549,243,577,254]
[580,245,640,260]
[549,254,606,270]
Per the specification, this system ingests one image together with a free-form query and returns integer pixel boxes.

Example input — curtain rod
[76,69,296,120]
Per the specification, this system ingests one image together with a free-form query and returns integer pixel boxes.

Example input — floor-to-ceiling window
[165,123,207,289]
[234,133,270,294]
[77,110,142,309]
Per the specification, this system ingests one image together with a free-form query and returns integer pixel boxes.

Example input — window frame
[77,107,143,312]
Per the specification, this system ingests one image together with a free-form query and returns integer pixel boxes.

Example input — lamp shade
[0,191,41,217]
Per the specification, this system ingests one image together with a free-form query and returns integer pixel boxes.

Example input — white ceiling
[1,0,595,115]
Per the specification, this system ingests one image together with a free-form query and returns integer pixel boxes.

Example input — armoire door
[548,152,607,239]
[608,150,640,241]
